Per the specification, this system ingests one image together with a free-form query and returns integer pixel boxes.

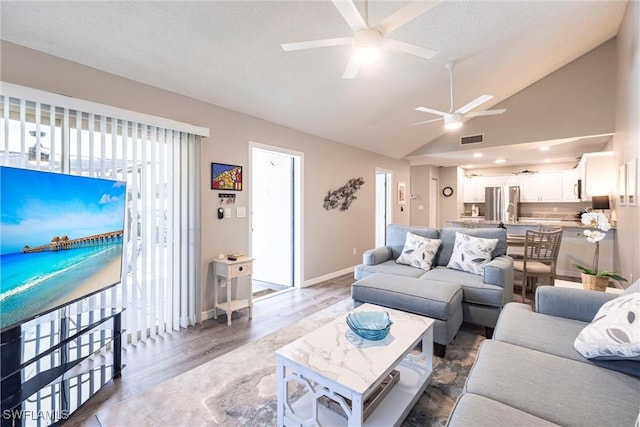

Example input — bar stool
[513,229,563,301]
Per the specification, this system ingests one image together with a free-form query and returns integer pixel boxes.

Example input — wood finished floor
[68,274,354,426]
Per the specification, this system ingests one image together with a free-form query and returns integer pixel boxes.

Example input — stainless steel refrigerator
[485,186,520,222]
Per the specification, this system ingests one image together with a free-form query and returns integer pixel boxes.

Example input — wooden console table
[212,256,254,325]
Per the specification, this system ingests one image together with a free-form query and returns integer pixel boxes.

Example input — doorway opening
[375,169,392,247]
[250,143,303,298]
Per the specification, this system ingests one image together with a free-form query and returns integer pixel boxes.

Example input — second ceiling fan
[413,62,506,130]
[281,0,442,79]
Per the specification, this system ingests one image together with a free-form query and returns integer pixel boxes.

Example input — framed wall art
[211,163,243,191]
[397,181,407,205]
[618,164,627,206]
[626,158,637,207]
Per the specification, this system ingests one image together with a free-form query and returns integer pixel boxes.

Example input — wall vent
[460,134,484,145]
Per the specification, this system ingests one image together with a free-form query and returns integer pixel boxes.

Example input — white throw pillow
[446,232,498,276]
[395,232,441,271]
[574,292,640,360]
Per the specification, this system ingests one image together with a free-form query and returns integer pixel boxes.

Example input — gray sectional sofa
[447,285,640,426]
[352,224,514,355]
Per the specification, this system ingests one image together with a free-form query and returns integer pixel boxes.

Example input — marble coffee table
[275,303,434,426]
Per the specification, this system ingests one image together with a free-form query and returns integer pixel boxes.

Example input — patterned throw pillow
[395,232,441,271]
[446,232,499,276]
[574,292,640,360]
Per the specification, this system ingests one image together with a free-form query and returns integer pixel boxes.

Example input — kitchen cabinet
[562,169,580,202]
[484,175,520,187]
[520,173,562,202]
[463,176,487,203]
[577,152,616,199]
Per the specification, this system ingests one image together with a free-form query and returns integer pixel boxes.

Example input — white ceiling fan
[413,62,506,130]
[280,0,441,79]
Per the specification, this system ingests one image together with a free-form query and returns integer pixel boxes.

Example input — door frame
[375,168,393,247]
[248,141,304,288]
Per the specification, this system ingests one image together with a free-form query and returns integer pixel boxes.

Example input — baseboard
[302,266,355,288]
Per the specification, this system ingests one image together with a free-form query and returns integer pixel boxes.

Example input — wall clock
[442,186,454,197]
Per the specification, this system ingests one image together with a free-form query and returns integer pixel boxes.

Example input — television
[0,166,127,333]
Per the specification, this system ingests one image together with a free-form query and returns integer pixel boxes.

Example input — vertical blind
[0,83,206,343]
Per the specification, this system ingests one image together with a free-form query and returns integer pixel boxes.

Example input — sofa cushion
[494,302,640,377]
[421,267,505,307]
[436,227,507,267]
[574,292,640,361]
[396,232,441,271]
[386,224,440,259]
[351,273,462,321]
[447,232,499,276]
[447,393,560,427]
[465,340,640,427]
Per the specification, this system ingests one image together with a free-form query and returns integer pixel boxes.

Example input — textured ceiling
[0,1,627,164]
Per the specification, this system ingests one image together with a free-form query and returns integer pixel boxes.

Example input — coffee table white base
[275,304,434,427]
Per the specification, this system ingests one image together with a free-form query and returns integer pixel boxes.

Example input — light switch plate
[236,207,246,218]
[225,208,231,218]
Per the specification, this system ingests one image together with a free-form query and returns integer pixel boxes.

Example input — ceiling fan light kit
[444,114,463,130]
[352,28,382,63]
[413,62,507,131]
[280,0,440,78]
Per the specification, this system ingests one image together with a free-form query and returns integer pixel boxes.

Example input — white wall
[0,42,411,317]
[613,1,640,284]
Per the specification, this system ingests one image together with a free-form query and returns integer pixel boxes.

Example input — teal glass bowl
[346,311,392,340]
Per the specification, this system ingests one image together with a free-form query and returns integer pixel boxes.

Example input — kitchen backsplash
[463,202,592,220]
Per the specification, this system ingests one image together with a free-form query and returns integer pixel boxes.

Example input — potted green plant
[575,212,627,291]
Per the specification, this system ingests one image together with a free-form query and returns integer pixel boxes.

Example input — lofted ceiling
[0,1,628,166]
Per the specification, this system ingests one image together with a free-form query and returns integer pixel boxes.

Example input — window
[1,83,207,344]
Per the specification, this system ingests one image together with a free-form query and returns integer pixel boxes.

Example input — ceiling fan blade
[455,94,493,115]
[464,109,507,118]
[409,117,444,127]
[376,1,444,34]
[415,106,447,116]
[342,57,360,79]
[332,0,367,32]
[281,37,352,51]
[383,39,437,60]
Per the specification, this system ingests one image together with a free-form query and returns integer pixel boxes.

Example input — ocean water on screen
[0,244,122,330]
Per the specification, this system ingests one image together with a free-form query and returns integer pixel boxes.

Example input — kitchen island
[448,219,615,279]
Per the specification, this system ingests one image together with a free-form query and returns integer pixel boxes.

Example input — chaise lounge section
[352,224,514,355]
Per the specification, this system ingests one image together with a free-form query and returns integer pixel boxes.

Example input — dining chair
[513,229,563,301]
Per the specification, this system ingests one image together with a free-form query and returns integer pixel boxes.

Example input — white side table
[212,256,254,325]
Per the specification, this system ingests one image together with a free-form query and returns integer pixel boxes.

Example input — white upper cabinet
[520,173,563,202]
[577,152,616,199]
[463,176,487,203]
[484,175,520,187]
[562,169,580,202]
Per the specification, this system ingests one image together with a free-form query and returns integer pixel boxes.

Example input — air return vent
[460,134,484,145]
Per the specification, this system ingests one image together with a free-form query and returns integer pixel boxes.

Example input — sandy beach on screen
[49,258,122,309]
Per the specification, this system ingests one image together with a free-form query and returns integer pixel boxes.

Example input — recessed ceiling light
[462,164,473,169]
[540,146,550,152]
[473,153,482,158]
[495,159,506,164]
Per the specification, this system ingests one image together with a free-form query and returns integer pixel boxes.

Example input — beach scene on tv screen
[0,167,126,331]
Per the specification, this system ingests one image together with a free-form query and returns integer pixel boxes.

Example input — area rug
[95,298,485,426]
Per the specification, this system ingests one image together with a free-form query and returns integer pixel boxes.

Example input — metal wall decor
[323,177,365,211]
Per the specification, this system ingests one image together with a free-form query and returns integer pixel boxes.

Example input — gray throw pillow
[574,292,640,360]
[396,232,441,271]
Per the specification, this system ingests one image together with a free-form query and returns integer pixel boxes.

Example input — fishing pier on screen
[21,230,124,254]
